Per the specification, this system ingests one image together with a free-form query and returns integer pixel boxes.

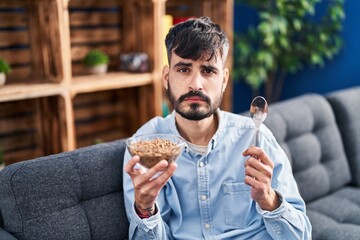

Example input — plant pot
[0,72,6,86]
[87,64,108,75]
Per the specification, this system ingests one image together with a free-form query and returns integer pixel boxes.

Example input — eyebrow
[201,64,218,72]
[173,61,218,72]
[174,61,192,68]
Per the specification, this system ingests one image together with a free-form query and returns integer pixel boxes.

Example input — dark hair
[165,16,229,66]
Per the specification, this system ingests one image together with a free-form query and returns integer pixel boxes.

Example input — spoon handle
[255,128,260,147]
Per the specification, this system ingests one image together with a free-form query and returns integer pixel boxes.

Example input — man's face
[163,52,229,121]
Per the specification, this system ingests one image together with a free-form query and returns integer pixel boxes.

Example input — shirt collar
[168,109,224,151]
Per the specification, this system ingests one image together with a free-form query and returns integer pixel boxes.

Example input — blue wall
[232,1,360,113]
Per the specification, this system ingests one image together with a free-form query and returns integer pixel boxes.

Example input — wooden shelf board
[71,72,154,95]
[0,83,64,102]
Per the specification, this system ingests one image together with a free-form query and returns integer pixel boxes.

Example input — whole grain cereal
[128,138,182,168]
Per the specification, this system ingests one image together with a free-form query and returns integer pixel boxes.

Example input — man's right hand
[124,155,177,216]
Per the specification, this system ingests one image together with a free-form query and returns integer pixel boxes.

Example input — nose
[189,71,203,92]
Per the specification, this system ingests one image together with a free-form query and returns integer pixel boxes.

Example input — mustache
[177,91,211,104]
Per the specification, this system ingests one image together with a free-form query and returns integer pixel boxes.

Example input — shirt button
[204,223,211,229]
[201,195,207,201]
[199,162,204,167]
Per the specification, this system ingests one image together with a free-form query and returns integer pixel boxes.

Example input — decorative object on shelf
[233,0,345,103]
[0,58,11,86]
[119,52,149,73]
[83,50,110,75]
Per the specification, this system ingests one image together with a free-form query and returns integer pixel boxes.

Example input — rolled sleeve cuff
[256,190,308,234]
[256,190,286,218]
[132,202,162,231]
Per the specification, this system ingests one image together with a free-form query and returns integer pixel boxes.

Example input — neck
[175,111,218,146]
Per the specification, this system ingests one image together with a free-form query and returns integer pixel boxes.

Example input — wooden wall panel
[0,96,65,165]
[0,12,27,27]
[0,1,31,83]
[68,1,124,76]
[0,2,26,8]
[0,100,43,165]
[0,31,29,47]
[27,0,63,82]
[122,0,154,62]
[70,11,119,26]
[73,89,138,148]
[0,49,31,65]
[38,96,66,155]
[166,0,203,18]
[71,29,121,44]
[69,0,121,8]
[0,0,63,84]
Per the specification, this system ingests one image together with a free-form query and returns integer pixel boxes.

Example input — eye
[178,67,190,73]
[202,68,216,76]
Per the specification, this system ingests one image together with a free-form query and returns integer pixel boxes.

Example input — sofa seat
[307,186,360,240]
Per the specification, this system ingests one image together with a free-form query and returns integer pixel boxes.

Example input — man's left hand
[243,146,280,211]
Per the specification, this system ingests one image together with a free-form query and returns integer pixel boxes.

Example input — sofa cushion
[0,228,16,240]
[306,186,360,240]
[0,139,128,240]
[327,86,360,187]
[264,94,351,202]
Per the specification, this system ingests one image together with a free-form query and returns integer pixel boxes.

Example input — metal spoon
[250,96,268,146]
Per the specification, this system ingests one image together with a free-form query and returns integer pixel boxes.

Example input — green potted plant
[0,58,11,86]
[83,50,110,75]
[234,0,345,102]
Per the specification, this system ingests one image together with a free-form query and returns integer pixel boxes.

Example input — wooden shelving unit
[0,0,233,165]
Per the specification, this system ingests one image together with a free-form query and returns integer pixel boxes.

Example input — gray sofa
[263,86,360,240]
[0,140,129,240]
[0,86,359,239]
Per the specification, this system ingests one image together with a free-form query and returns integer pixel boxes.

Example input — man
[123,16,312,239]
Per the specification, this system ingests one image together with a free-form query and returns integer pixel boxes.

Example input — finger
[135,161,177,198]
[124,155,140,175]
[245,164,269,183]
[243,147,273,168]
[141,160,169,181]
[243,146,260,162]
[243,146,262,157]
[247,156,274,178]
[153,161,177,186]
[244,174,259,187]
[245,157,265,171]
[244,155,261,167]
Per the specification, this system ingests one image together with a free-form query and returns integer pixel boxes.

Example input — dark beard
[166,83,223,121]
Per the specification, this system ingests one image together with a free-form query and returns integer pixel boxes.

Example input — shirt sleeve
[259,129,313,240]
[123,149,172,240]
[256,191,312,239]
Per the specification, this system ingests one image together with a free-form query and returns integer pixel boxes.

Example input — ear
[222,67,229,93]
[162,65,170,89]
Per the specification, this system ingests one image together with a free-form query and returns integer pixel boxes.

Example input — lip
[184,97,206,102]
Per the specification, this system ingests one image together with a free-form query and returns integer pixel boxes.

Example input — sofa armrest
[327,87,360,186]
[0,228,17,240]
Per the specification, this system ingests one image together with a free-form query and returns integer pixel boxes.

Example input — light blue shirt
[123,110,312,239]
